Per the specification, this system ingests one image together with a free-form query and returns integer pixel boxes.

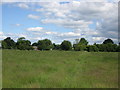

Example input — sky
[0,0,119,44]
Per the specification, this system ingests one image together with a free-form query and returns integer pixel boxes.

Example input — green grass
[2,50,118,88]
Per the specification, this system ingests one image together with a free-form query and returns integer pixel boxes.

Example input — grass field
[2,50,118,88]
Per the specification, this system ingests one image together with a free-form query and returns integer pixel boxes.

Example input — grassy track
[2,50,118,88]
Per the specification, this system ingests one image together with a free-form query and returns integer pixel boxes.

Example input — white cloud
[42,19,93,29]
[34,1,118,44]
[26,27,43,32]
[28,14,39,20]
[0,32,6,40]
[1,0,119,2]
[15,24,21,26]
[0,32,3,35]
[92,37,106,42]
[13,24,21,27]
[17,3,29,9]
[2,1,118,44]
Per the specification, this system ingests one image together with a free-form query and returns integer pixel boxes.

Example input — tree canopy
[103,38,114,44]
[16,37,33,50]
[1,37,120,52]
[61,40,72,51]
[2,37,16,49]
[79,38,88,45]
[37,39,53,50]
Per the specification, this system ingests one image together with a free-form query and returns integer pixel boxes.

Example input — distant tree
[16,37,33,50]
[106,44,117,52]
[95,43,117,52]
[1,41,7,49]
[2,37,16,49]
[93,43,97,46]
[56,44,61,50]
[103,38,114,44]
[116,45,120,52]
[73,38,88,51]
[79,38,88,45]
[61,40,72,51]
[53,43,56,50]
[87,45,99,52]
[17,37,25,41]
[32,42,38,46]
[53,43,61,50]
[74,44,87,51]
[37,39,53,50]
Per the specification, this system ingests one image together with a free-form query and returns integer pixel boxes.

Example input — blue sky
[0,0,118,44]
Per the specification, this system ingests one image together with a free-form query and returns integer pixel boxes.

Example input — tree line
[1,37,120,52]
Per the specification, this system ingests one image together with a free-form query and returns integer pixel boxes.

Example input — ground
[2,50,118,88]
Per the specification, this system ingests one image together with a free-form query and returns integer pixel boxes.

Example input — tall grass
[2,50,118,88]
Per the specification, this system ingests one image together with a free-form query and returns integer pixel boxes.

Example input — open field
[2,50,118,88]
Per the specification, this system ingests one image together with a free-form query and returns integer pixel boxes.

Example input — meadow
[2,50,118,88]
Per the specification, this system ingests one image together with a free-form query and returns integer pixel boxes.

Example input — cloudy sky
[0,0,119,44]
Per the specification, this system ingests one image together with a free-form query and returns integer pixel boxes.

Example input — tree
[87,45,99,52]
[1,41,7,49]
[32,42,38,46]
[95,43,117,52]
[16,37,33,50]
[61,40,72,51]
[116,45,120,52]
[103,38,114,44]
[2,37,16,49]
[79,38,88,45]
[73,38,88,51]
[105,43,117,52]
[53,43,61,50]
[74,44,87,51]
[37,39,53,50]
[17,37,25,41]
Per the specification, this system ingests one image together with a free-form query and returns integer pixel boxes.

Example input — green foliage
[17,37,25,41]
[79,38,88,45]
[116,45,120,52]
[73,44,87,51]
[73,38,88,51]
[61,40,72,51]
[16,37,33,50]
[53,43,61,50]
[1,37,120,52]
[37,39,53,50]
[105,44,117,52]
[1,41,8,49]
[103,38,114,44]
[87,45,99,52]
[2,37,16,49]
[95,43,117,52]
